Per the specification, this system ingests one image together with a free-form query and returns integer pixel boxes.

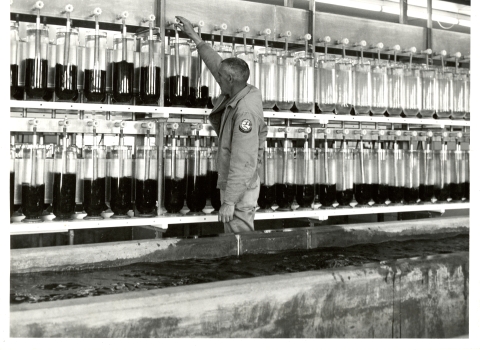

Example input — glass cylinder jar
[295,55,314,112]
[295,147,315,209]
[315,148,336,208]
[353,60,372,115]
[12,39,27,100]
[168,39,194,106]
[335,148,354,207]
[10,145,15,217]
[451,70,467,119]
[387,63,404,117]
[371,61,388,115]
[55,28,79,101]
[436,68,453,119]
[315,55,336,113]
[186,147,208,214]
[372,147,389,205]
[235,45,255,85]
[10,22,19,98]
[259,48,278,109]
[163,144,186,214]
[191,42,210,108]
[274,146,296,210]
[276,51,295,111]
[450,150,466,202]
[25,24,50,99]
[140,36,162,105]
[82,145,106,219]
[42,40,56,101]
[210,44,233,106]
[353,149,373,206]
[112,34,135,103]
[420,66,437,118]
[465,71,470,120]
[258,147,276,211]
[404,150,420,204]
[84,31,107,103]
[207,146,221,212]
[135,145,158,216]
[334,58,353,115]
[419,149,435,203]
[44,145,54,210]
[52,145,77,220]
[107,145,132,218]
[387,149,405,205]
[21,145,46,222]
[433,149,452,202]
[465,150,469,200]
[14,144,24,213]
[403,65,421,117]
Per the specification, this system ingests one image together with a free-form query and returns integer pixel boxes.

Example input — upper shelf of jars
[10,0,470,128]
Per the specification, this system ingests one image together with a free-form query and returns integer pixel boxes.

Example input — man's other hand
[218,203,235,223]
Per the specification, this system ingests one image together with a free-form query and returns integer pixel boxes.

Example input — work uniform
[196,41,268,233]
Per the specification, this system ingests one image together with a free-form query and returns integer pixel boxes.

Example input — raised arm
[175,16,222,84]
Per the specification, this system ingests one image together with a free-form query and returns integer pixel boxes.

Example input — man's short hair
[221,57,250,83]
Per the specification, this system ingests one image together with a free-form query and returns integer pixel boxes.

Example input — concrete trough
[10,216,469,338]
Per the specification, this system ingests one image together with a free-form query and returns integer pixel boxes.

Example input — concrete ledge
[11,216,469,274]
[10,252,468,338]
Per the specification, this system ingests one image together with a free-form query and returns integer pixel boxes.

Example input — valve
[32,1,44,10]
[62,4,73,13]
[87,120,98,127]
[167,123,179,130]
[58,119,70,127]
[258,28,271,36]
[372,42,384,50]
[142,14,156,23]
[237,26,250,33]
[421,49,432,55]
[318,36,331,43]
[279,31,292,38]
[388,130,402,137]
[278,126,291,133]
[371,130,385,136]
[389,44,401,51]
[90,7,102,16]
[28,119,39,126]
[114,121,126,128]
[214,23,228,31]
[419,131,433,137]
[299,33,311,41]
[403,131,417,137]
[116,11,129,20]
[297,127,312,134]
[450,52,462,59]
[141,122,154,129]
[337,38,349,45]
[354,129,367,136]
[450,131,462,138]
[403,47,417,54]
[434,131,448,138]
[336,129,349,135]
[354,40,367,48]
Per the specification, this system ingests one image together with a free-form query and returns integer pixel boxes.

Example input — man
[175,16,268,233]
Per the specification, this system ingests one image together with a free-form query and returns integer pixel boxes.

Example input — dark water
[169,75,189,106]
[296,184,315,208]
[112,61,134,103]
[434,184,451,202]
[450,183,465,201]
[275,183,296,209]
[135,179,157,216]
[10,172,14,217]
[404,187,419,204]
[207,171,221,211]
[84,69,106,102]
[52,173,76,219]
[336,189,353,206]
[354,183,372,205]
[186,175,207,213]
[55,64,78,101]
[21,183,45,220]
[10,64,19,97]
[465,182,469,200]
[164,177,185,214]
[371,184,389,205]
[258,184,275,210]
[419,184,434,203]
[140,66,160,105]
[109,176,132,216]
[10,234,469,305]
[317,184,336,207]
[388,186,404,204]
[83,178,106,217]
[25,58,48,98]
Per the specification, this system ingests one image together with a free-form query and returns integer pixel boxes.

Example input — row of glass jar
[257,147,469,210]
[10,23,162,104]
[10,144,159,221]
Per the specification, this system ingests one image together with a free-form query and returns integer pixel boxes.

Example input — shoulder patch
[239,119,253,133]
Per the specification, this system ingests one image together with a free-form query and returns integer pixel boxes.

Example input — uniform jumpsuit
[195,41,268,233]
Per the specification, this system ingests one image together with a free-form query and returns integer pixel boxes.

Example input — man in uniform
[175,16,268,233]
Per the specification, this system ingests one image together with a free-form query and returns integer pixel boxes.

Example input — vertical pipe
[309,0,316,113]
[156,0,166,107]
[426,0,433,50]
[399,0,408,25]
[155,120,165,216]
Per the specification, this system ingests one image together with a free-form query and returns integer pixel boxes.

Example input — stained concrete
[10,252,468,338]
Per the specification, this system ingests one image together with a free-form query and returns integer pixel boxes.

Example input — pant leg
[220,177,260,234]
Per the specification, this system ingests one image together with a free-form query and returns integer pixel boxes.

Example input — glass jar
[107,145,132,218]
[258,147,276,211]
[55,28,79,101]
[420,66,437,118]
[25,24,50,99]
[259,48,278,109]
[433,149,452,202]
[371,61,388,115]
[112,34,135,103]
[295,54,314,111]
[52,145,77,220]
[315,148,336,207]
[10,22,19,98]
[334,58,353,115]
[372,147,388,205]
[10,145,15,217]
[82,145,106,219]
[353,60,372,115]
[419,149,435,203]
[335,148,354,207]
[450,150,466,202]
[207,146,221,212]
[387,62,405,117]
[353,149,373,206]
[140,36,162,105]
[436,68,453,119]
[276,51,295,110]
[295,147,315,209]
[387,149,405,205]
[191,42,210,108]
[315,55,336,113]
[135,145,158,216]
[403,65,421,117]
[21,145,46,222]
[164,144,186,214]
[186,147,208,214]
[274,146,295,210]
[451,69,467,119]
[42,40,56,101]
[404,150,420,204]
[168,39,194,106]
[84,31,107,103]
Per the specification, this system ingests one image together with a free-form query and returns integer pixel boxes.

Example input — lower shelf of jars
[9,201,469,235]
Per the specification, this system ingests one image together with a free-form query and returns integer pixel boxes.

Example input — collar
[225,84,252,109]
